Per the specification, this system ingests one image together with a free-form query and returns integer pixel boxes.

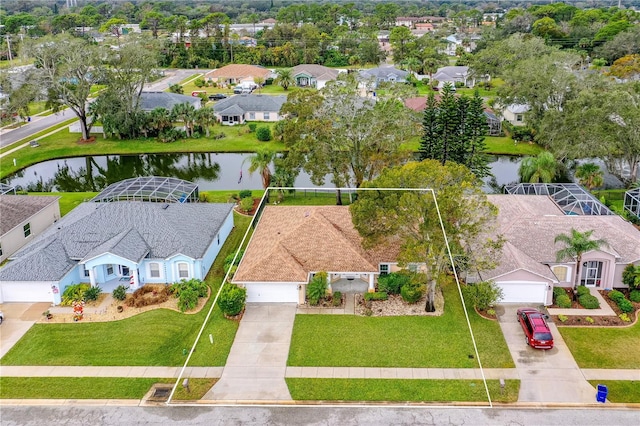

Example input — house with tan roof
[204,64,272,87]
[469,194,640,305]
[291,64,341,89]
[232,206,400,303]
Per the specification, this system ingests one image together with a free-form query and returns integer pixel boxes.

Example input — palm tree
[148,107,173,135]
[555,229,608,289]
[519,151,557,183]
[171,103,196,137]
[194,107,216,137]
[575,162,604,190]
[245,148,276,201]
[275,68,294,91]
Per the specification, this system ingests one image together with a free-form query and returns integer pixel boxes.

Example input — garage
[244,283,299,303]
[0,281,53,303]
[496,281,548,304]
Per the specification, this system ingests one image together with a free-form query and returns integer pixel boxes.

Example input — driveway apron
[203,303,297,401]
[0,303,50,358]
[497,305,597,403]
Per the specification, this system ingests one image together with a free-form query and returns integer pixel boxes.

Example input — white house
[213,94,287,125]
[502,104,530,126]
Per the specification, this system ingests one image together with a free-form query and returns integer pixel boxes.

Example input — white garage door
[496,281,547,304]
[1,281,52,303]
[245,283,299,303]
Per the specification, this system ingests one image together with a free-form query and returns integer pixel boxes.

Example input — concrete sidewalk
[0,366,222,378]
[547,287,616,316]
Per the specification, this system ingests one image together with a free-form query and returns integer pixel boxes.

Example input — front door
[120,265,130,277]
[581,261,603,287]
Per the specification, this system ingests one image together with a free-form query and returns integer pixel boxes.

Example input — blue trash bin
[596,384,608,403]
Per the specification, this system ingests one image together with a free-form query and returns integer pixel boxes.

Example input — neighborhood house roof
[0,195,59,236]
[291,64,340,81]
[204,64,271,81]
[359,66,408,81]
[233,206,399,283]
[214,94,287,115]
[139,92,200,112]
[506,104,530,114]
[433,66,469,82]
[477,195,640,281]
[0,201,234,282]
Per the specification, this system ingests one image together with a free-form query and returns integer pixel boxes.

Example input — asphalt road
[0,406,637,426]
[0,69,207,149]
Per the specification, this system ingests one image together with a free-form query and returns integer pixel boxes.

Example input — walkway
[202,303,297,401]
[547,287,616,316]
[497,304,597,403]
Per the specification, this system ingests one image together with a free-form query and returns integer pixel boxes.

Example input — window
[217,234,220,245]
[379,264,389,275]
[83,265,90,278]
[249,112,255,120]
[106,264,114,275]
[149,262,161,278]
[551,266,569,282]
[23,223,31,238]
[516,114,523,122]
[178,262,189,279]
[264,112,270,120]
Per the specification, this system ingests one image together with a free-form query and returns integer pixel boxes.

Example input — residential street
[1,405,638,426]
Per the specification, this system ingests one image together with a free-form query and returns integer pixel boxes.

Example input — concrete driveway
[496,304,597,403]
[203,303,297,401]
[0,303,50,358]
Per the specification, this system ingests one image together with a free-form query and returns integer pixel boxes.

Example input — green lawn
[0,214,251,367]
[484,137,543,156]
[286,378,519,403]
[0,118,77,155]
[559,320,640,369]
[29,101,49,116]
[30,192,97,216]
[588,380,640,403]
[0,125,283,179]
[288,283,513,368]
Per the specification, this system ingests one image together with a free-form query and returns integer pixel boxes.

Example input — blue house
[0,201,234,305]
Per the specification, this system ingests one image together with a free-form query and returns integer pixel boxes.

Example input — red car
[517,308,554,349]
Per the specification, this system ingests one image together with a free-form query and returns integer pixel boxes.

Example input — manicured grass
[0,377,162,399]
[167,378,217,400]
[0,214,251,367]
[0,118,77,155]
[559,320,640,369]
[588,380,640,403]
[288,283,513,368]
[286,378,519,403]
[30,192,97,216]
[29,101,49,116]
[177,73,203,86]
[0,125,283,179]
[484,137,543,156]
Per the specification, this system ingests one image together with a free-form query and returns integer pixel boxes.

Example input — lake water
[1,152,625,194]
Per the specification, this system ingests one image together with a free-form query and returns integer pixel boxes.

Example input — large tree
[518,151,558,183]
[281,73,418,204]
[23,34,101,140]
[555,229,608,290]
[419,84,490,178]
[350,160,503,312]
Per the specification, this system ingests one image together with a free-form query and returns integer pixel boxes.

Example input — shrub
[486,308,496,316]
[307,271,328,305]
[83,285,101,302]
[170,279,208,298]
[585,316,595,324]
[255,126,272,141]
[61,283,90,306]
[377,272,411,295]
[400,281,424,304]
[248,123,257,132]
[213,131,226,140]
[619,313,631,322]
[608,289,625,303]
[240,197,254,213]
[576,286,590,297]
[462,281,504,311]
[556,294,572,308]
[579,294,600,309]
[194,78,205,88]
[332,291,342,307]
[217,284,247,316]
[558,314,568,322]
[630,290,640,303]
[223,249,244,274]
[239,190,253,199]
[113,285,127,301]
[553,287,566,299]
[364,291,388,302]
[177,287,198,312]
[618,298,634,313]
[622,264,640,290]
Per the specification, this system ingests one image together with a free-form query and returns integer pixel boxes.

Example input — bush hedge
[364,291,388,302]
[578,294,600,309]
[400,282,424,304]
[256,126,272,141]
[630,290,640,303]
[618,298,634,313]
[332,291,342,306]
[553,287,566,299]
[217,284,247,316]
[112,285,127,301]
[377,272,411,295]
[307,271,328,305]
[608,289,625,303]
[556,294,572,308]
[83,285,101,302]
[576,286,590,297]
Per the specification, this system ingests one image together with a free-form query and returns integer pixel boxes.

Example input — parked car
[0,310,4,325]
[208,93,228,101]
[517,308,554,349]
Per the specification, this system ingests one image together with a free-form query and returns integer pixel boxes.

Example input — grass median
[587,380,640,403]
[286,378,519,403]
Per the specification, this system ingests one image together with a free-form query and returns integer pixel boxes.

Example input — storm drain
[143,384,174,403]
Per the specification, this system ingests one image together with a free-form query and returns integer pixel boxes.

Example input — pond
[1,152,625,194]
